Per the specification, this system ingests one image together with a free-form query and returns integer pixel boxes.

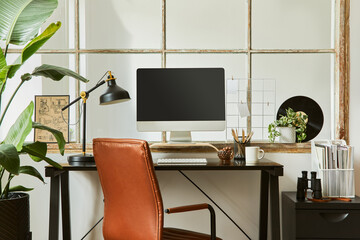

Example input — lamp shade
[100,79,130,105]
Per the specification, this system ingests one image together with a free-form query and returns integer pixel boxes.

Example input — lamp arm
[61,80,106,111]
[86,80,106,95]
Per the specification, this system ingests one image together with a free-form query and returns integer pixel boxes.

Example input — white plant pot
[278,127,296,143]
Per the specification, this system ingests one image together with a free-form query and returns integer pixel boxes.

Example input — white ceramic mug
[245,146,265,163]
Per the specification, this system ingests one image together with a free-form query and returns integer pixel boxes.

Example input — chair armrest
[165,203,216,240]
[165,203,209,214]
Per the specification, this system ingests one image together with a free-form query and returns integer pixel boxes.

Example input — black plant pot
[0,193,31,240]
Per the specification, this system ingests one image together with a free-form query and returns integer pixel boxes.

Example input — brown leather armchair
[93,138,222,240]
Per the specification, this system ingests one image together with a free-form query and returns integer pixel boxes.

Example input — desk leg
[61,171,71,240]
[270,174,280,240]
[259,170,269,240]
[49,174,60,240]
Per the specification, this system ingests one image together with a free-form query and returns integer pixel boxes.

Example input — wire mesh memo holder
[226,78,276,141]
[311,140,355,198]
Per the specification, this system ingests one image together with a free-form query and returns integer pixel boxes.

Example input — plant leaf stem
[0,44,9,111]
[4,44,9,58]
[1,173,14,199]
[0,167,4,195]
[0,80,25,126]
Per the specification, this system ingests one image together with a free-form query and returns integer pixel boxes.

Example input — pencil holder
[234,139,248,160]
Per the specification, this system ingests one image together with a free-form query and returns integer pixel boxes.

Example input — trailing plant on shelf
[0,0,89,200]
[268,107,308,143]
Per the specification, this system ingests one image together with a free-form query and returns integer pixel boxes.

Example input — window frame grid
[6,0,349,143]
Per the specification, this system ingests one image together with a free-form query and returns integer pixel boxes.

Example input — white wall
[81,0,332,143]
[0,55,42,140]
[349,1,360,196]
[10,1,360,240]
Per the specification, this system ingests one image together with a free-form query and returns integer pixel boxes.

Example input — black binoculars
[297,171,322,200]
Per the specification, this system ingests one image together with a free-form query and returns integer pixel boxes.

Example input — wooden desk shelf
[47,142,311,154]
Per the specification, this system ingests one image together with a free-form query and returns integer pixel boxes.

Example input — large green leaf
[0,66,10,92]
[0,47,5,70]
[19,165,44,183]
[21,73,32,81]
[7,22,61,79]
[32,122,65,155]
[0,144,20,175]
[0,47,7,92]
[22,141,47,162]
[32,64,89,83]
[0,0,58,45]
[3,101,34,151]
[9,185,33,192]
[0,66,10,80]
[21,144,62,169]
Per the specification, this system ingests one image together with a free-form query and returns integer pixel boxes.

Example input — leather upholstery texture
[93,138,221,240]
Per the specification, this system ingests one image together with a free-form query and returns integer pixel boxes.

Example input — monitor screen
[137,68,225,133]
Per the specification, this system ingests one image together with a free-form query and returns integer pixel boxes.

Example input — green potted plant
[268,107,308,143]
[0,0,88,238]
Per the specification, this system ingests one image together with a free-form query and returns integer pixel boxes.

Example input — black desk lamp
[62,71,130,165]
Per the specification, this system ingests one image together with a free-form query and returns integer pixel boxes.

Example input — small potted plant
[268,107,308,143]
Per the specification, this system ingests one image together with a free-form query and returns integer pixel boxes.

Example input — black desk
[45,159,283,240]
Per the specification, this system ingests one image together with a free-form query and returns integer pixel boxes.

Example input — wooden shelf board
[46,141,311,154]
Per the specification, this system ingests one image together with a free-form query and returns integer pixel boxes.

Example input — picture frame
[34,95,70,143]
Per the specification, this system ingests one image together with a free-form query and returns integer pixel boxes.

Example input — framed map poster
[34,95,70,143]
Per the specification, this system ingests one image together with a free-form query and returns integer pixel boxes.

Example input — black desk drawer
[296,210,360,239]
[282,192,360,239]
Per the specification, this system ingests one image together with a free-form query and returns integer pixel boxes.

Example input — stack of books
[312,140,354,198]
[314,143,354,170]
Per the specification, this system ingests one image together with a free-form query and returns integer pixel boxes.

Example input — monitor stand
[169,131,192,143]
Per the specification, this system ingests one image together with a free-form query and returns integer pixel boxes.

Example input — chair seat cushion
[163,227,222,240]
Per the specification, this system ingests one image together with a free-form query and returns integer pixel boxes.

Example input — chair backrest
[93,138,164,240]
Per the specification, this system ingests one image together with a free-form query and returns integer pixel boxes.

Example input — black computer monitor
[137,68,225,142]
